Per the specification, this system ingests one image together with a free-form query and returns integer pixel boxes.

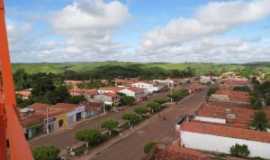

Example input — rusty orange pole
[0,0,33,159]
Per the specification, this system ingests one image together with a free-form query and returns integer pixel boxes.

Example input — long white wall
[194,116,226,124]
[181,131,270,159]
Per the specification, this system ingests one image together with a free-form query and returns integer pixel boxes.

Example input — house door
[58,119,64,128]
[76,112,82,121]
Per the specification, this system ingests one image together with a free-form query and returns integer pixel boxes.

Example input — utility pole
[46,107,50,134]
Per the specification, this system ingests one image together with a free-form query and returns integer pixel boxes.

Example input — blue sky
[5,0,270,63]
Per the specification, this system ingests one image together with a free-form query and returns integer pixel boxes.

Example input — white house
[131,82,159,94]
[118,87,146,102]
[180,121,270,159]
[153,79,174,87]
[200,76,214,84]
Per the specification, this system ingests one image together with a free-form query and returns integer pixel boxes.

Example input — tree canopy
[32,146,60,160]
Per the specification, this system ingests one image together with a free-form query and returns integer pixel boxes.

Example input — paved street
[30,90,173,149]
[86,89,207,160]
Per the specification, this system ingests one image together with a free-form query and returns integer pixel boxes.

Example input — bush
[144,142,157,154]
[75,129,103,147]
[33,146,60,160]
[230,144,250,157]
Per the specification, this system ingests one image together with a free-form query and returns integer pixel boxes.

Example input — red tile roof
[181,121,270,143]
[196,103,254,128]
[216,89,250,103]
[21,103,78,127]
[69,88,97,96]
[126,87,145,93]
[223,78,249,86]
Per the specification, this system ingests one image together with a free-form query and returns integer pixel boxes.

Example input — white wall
[181,131,270,159]
[194,116,226,124]
[118,89,135,97]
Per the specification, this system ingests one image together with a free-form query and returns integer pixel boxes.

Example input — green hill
[12,62,270,76]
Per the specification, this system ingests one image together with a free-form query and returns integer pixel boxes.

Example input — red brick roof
[223,78,249,86]
[126,87,145,93]
[21,103,78,127]
[216,89,250,103]
[181,121,270,143]
[197,103,254,128]
[69,88,97,96]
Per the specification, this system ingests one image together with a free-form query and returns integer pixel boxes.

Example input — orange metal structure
[0,0,33,159]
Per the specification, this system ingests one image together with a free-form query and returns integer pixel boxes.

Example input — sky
[5,0,270,63]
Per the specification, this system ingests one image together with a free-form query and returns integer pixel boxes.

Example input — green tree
[68,95,86,104]
[169,89,189,102]
[101,119,119,136]
[251,111,269,131]
[13,69,31,90]
[230,144,250,157]
[207,86,217,97]
[75,129,103,146]
[119,95,135,106]
[154,97,169,104]
[146,102,162,113]
[32,146,60,160]
[47,85,71,104]
[134,107,148,116]
[122,113,141,127]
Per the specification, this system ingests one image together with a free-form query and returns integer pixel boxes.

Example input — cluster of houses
[171,76,270,159]
[18,78,175,140]
[67,79,174,107]
[152,75,270,160]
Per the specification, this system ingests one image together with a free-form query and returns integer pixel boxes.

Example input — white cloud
[7,21,32,45]
[140,0,270,59]
[51,0,130,56]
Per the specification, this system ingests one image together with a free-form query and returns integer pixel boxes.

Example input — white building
[153,79,174,87]
[118,87,146,102]
[200,76,214,84]
[131,82,159,94]
[180,121,270,159]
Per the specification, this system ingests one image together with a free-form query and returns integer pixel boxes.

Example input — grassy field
[12,62,270,75]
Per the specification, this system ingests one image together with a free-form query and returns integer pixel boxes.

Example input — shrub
[230,144,250,157]
[146,102,162,113]
[144,142,157,154]
[75,129,103,147]
[33,146,60,160]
